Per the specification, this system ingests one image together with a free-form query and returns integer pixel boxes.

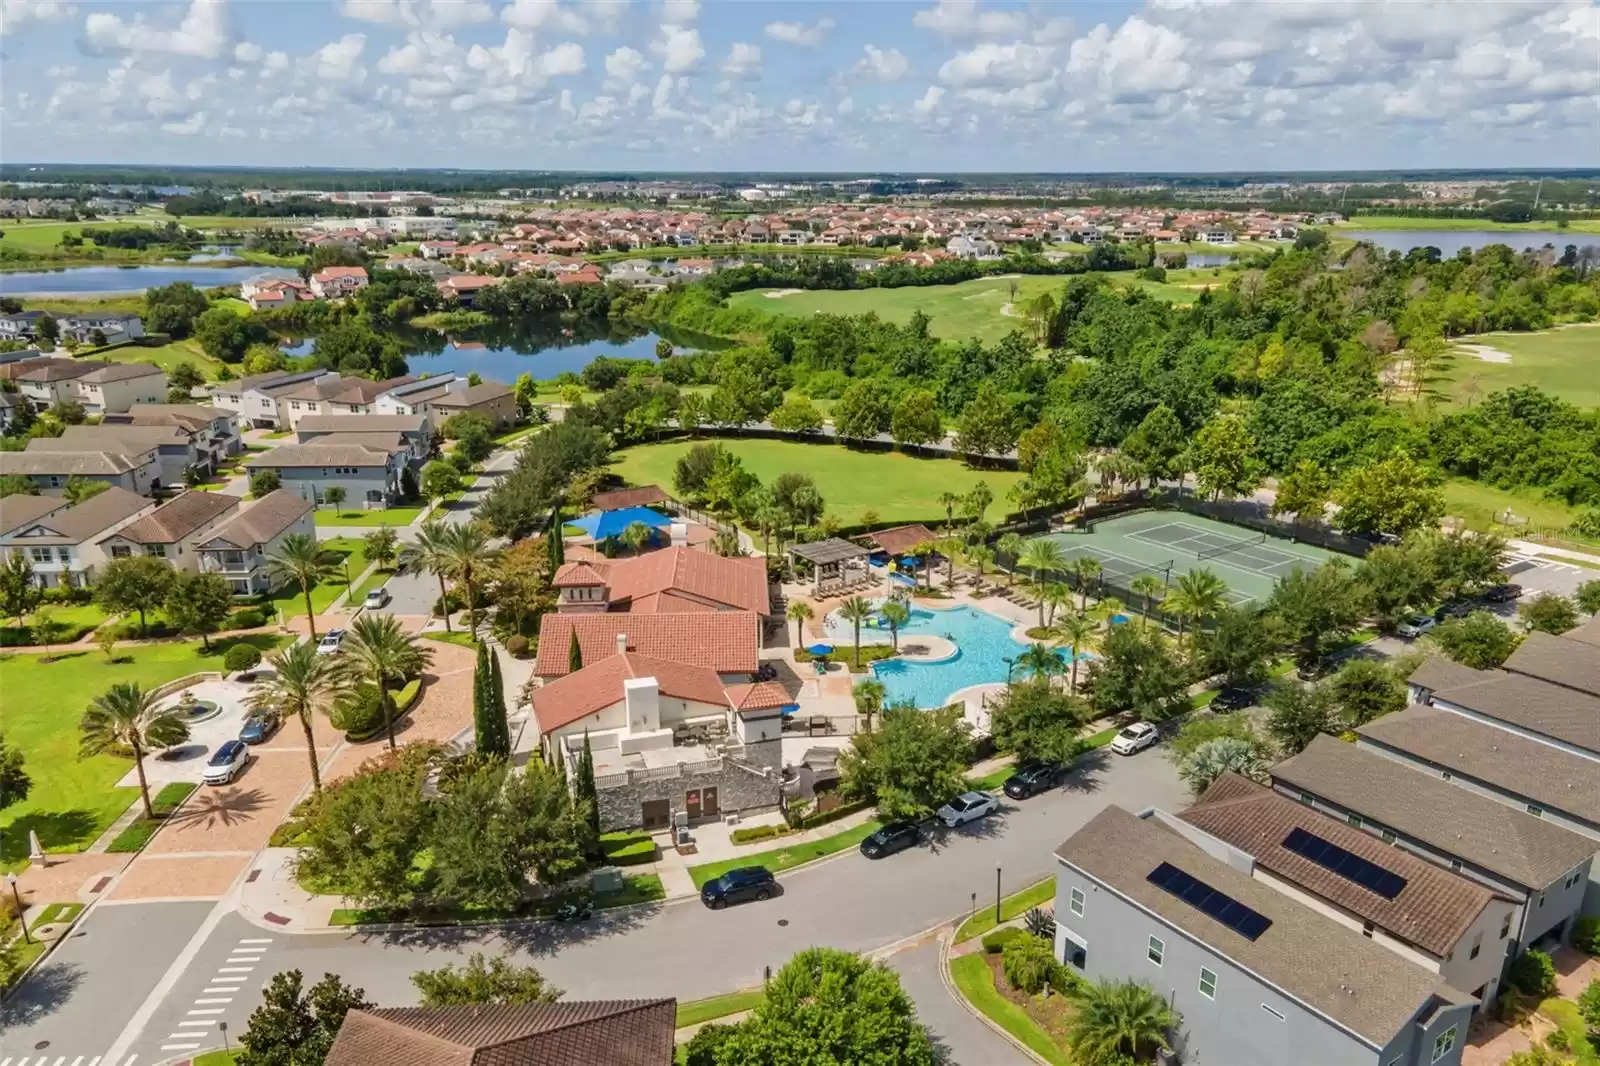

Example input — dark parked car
[1296,659,1333,682]
[859,821,921,859]
[1435,600,1474,621]
[1483,583,1523,603]
[1211,686,1258,712]
[701,866,776,909]
[1003,761,1065,800]
[239,712,280,745]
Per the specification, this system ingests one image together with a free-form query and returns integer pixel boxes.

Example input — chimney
[616,632,628,656]
[623,677,661,733]
[445,377,468,394]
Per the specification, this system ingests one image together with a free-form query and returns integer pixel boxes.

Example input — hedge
[982,926,1028,954]
[338,677,423,742]
[794,798,871,831]
[731,824,788,844]
[600,831,657,866]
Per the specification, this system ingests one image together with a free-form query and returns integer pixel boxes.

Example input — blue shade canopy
[807,643,835,655]
[571,507,672,541]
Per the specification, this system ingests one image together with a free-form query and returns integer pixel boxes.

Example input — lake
[0,263,277,296]
[1344,229,1598,257]
[283,320,728,381]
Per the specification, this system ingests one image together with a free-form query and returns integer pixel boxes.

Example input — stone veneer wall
[596,738,783,832]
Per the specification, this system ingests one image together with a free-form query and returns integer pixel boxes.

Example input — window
[1069,887,1084,917]
[1261,1004,1285,1020]
[110,545,132,559]
[1381,830,1396,845]
[1538,892,1546,909]
[146,544,166,558]
[1298,791,1314,806]
[1470,934,1482,960]
[1527,804,1543,818]
[29,548,51,562]
[1147,936,1164,966]
[1347,813,1363,829]
[1565,870,1583,890]
[1198,967,1216,1000]
[57,548,70,563]
[1432,1026,1457,1062]
[1450,859,1463,873]
[1500,914,1512,940]
[1362,922,1374,938]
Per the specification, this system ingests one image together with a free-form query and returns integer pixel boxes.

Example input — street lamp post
[995,866,1002,925]
[6,873,31,944]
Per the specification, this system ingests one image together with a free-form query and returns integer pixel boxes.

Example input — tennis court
[1028,509,1336,606]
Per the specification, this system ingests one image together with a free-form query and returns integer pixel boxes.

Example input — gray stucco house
[243,439,409,510]
[1054,805,1476,1066]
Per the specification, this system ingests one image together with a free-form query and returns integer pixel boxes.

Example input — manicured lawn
[953,876,1056,943]
[965,762,1017,793]
[1440,478,1593,543]
[265,538,367,618]
[688,818,883,889]
[423,631,480,649]
[191,1050,241,1066]
[611,439,1025,526]
[1337,216,1600,233]
[1439,326,1600,409]
[91,338,221,379]
[3,602,109,646]
[1539,997,1600,1065]
[106,782,197,852]
[31,901,85,929]
[676,988,766,1028]
[313,505,426,528]
[948,954,1072,1066]
[0,633,289,869]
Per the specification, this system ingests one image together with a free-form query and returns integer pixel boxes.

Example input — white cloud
[912,84,945,113]
[312,33,368,83]
[232,40,262,63]
[583,0,627,32]
[652,73,673,109]
[604,44,646,82]
[375,31,460,76]
[837,95,854,114]
[853,44,909,82]
[661,0,699,25]
[501,0,589,35]
[939,41,1053,87]
[913,0,1026,40]
[1,0,76,37]
[161,110,207,135]
[654,25,703,73]
[339,0,490,28]
[1066,16,1191,99]
[764,17,834,47]
[721,42,761,78]
[82,0,229,59]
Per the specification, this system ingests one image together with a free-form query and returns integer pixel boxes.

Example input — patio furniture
[807,716,836,736]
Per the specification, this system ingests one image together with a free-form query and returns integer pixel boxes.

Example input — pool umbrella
[807,643,834,656]
[569,506,672,542]
[780,703,801,716]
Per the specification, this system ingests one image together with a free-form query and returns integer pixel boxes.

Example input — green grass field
[265,537,367,617]
[610,439,1026,525]
[1440,478,1592,542]
[1339,216,1600,234]
[313,505,427,528]
[727,274,1061,344]
[948,954,1072,1066]
[90,338,222,379]
[0,633,288,869]
[1440,326,1600,409]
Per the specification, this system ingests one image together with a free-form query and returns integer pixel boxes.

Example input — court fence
[1171,495,1374,559]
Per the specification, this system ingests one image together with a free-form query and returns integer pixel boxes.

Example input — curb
[0,904,93,1004]
[936,924,1055,1066]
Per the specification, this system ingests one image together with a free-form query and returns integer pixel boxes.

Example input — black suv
[859,821,921,859]
[701,866,777,909]
[1210,687,1258,712]
[1483,583,1523,603]
[1003,761,1065,800]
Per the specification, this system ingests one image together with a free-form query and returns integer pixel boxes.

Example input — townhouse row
[0,353,168,420]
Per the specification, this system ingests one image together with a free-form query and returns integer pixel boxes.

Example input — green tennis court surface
[1029,509,1336,604]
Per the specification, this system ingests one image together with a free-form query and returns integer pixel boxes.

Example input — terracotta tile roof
[532,652,730,733]
[198,489,312,548]
[1503,631,1600,698]
[105,490,238,545]
[535,612,759,677]
[553,561,608,587]
[326,1000,675,1066]
[725,681,791,712]
[870,523,938,556]
[1180,773,1501,958]
[1357,705,1600,825]
[1057,806,1471,1049]
[607,547,770,614]
[628,590,720,614]
[591,485,670,511]
[1271,735,1598,889]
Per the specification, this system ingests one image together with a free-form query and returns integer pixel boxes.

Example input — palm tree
[80,683,190,819]
[787,601,814,649]
[910,539,939,590]
[440,521,500,635]
[966,544,994,589]
[964,481,993,524]
[1093,597,1126,626]
[1067,979,1177,1066]
[937,491,962,531]
[1041,582,1072,628]
[1130,574,1166,623]
[1051,612,1097,693]
[838,596,875,669]
[940,536,962,589]
[710,528,745,557]
[880,599,910,650]
[1165,568,1228,646]
[853,677,886,733]
[264,532,340,641]
[405,520,458,633]
[1018,642,1064,684]
[620,520,653,557]
[997,533,1025,587]
[250,641,338,793]
[1017,540,1066,626]
[1067,556,1103,612]
[335,614,433,750]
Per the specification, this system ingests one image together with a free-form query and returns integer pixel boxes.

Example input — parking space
[142,749,312,856]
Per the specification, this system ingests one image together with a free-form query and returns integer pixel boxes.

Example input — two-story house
[374,375,517,429]
[1,446,160,496]
[0,486,156,588]
[74,362,168,415]
[294,413,433,465]
[1053,805,1476,1066]
[242,440,409,510]
[272,373,416,430]
[98,490,241,572]
[103,404,243,467]
[193,489,315,595]
[48,424,205,486]
[0,310,47,340]
[55,312,145,346]
[308,266,369,299]
[210,369,335,429]
[15,358,94,410]
[551,548,771,617]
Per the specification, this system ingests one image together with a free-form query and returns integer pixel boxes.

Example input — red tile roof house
[550,547,770,617]
[308,265,370,299]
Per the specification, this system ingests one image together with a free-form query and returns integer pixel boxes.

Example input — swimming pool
[861,604,1033,709]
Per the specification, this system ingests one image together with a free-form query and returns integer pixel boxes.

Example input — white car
[363,587,391,610]
[315,628,347,655]
[1397,614,1437,639]
[1111,722,1160,756]
[202,740,251,785]
[936,791,1001,828]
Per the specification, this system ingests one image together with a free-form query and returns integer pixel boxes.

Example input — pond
[0,263,270,296]
[1343,229,1599,257]
[283,319,729,381]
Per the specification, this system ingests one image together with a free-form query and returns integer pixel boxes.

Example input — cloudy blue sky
[2,0,1597,172]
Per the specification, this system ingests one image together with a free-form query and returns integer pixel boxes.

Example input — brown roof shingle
[197,489,312,548]
[591,485,670,511]
[1180,773,1502,957]
[535,612,759,677]
[105,491,239,545]
[326,1000,675,1066]
[1427,672,1600,754]
[1503,631,1600,698]
[870,523,938,556]
[245,442,403,468]
[0,486,152,545]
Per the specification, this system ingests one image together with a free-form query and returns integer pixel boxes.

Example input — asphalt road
[58,748,1187,1064]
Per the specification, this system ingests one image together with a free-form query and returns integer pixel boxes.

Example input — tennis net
[1194,530,1267,561]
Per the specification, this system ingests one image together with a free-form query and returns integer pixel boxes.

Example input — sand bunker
[1456,344,1513,364]
[765,288,805,299]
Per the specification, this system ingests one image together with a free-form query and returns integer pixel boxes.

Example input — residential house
[308,265,369,299]
[0,486,156,588]
[15,358,95,410]
[1180,773,1521,1009]
[776,229,810,246]
[211,369,332,428]
[294,413,432,464]
[104,404,243,466]
[0,311,46,340]
[551,547,770,616]
[946,234,999,259]
[271,373,416,430]
[326,1000,676,1066]
[437,274,501,306]
[1271,735,1596,952]
[98,490,241,572]
[241,277,312,311]
[1052,806,1475,1066]
[55,312,145,345]
[73,362,168,415]
[243,440,409,509]
[0,347,45,366]
[46,423,205,485]
[535,613,760,680]
[376,375,517,429]
[0,446,159,496]
[0,494,72,541]
[193,489,315,595]
[0,390,19,431]
[1201,227,1237,245]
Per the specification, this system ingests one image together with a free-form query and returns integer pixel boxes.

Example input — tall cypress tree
[547,504,565,574]
[568,627,583,673]
[472,641,508,758]
[576,730,600,844]
[481,649,510,757]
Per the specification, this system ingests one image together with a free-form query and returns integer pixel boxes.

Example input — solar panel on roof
[1282,827,1408,900]
[1145,862,1273,942]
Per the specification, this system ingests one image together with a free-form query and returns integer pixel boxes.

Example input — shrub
[223,643,263,672]
[1509,950,1557,998]
[504,634,529,658]
[227,607,267,630]
[731,824,787,844]
[1002,935,1060,994]
[599,831,657,866]
[1572,916,1600,956]
[682,1022,736,1066]
[1545,1029,1569,1052]
[982,926,1028,954]
[330,678,422,741]
[795,799,870,831]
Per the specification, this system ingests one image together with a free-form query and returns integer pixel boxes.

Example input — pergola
[787,538,873,598]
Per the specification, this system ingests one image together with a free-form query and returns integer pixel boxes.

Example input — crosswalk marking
[225,957,259,963]
[203,986,238,993]
[233,945,268,952]
[158,1046,200,1053]
[213,975,249,982]
[219,966,254,973]
[187,1008,226,1015]
[195,997,233,1004]
[239,938,273,944]
[178,1020,214,1028]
